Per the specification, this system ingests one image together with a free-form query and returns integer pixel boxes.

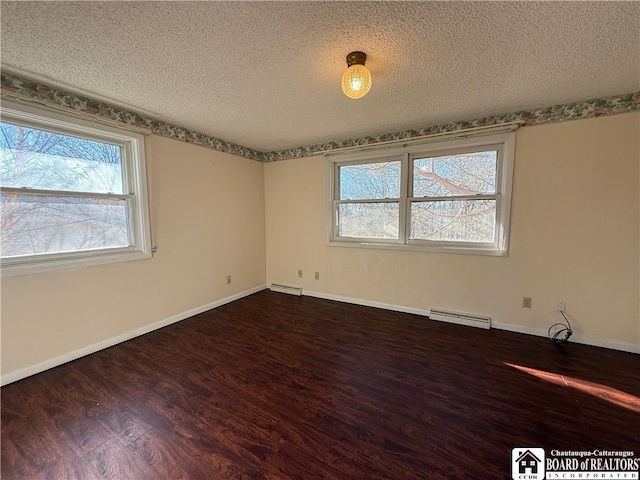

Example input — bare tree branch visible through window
[331,140,511,252]
[1,122,128,257]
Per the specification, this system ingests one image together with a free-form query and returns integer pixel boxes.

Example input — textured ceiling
[1,1,639,153]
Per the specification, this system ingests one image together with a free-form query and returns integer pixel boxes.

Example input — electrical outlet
[226,275,231,284]
[522,296,532,308]
[298,269,303,278]
[315,271,319,280]
[557,301,566,312]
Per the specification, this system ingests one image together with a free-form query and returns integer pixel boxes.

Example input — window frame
[0,100,152,277]
[327,131,516,256]
[333,154,405,244]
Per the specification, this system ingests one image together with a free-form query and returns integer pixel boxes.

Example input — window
[328,131,516,255]
[1,101,152,276]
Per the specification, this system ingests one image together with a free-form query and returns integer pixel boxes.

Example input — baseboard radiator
[429,308,491,330]
[269,283,303,296]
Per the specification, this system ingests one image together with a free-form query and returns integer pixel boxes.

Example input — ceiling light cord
[548,311,573,345]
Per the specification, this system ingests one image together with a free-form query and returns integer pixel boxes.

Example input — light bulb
[341,64,372,99]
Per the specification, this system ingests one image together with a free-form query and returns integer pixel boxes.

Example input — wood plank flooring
[2,290,639,479]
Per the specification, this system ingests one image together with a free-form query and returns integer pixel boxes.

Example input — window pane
[413,150,497,197]
[410,199,496,242]
[338,202,399,239]
[1,193,129,257]
[339,161,400,200]
[0,122,124,194]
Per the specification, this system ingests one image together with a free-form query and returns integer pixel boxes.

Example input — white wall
[1,134,267,380]
[2,112,638,383]
[265,112,640,352]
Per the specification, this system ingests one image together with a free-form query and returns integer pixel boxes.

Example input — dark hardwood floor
[2,290,639,479]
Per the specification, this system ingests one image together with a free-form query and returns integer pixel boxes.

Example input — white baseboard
[1,284,267,386]
[492,320,640,354]
[303,290,430,317]
[304,290,639,355]
[4,285,635,386]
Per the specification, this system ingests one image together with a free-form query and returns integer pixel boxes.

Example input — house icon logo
[512,448,545,480]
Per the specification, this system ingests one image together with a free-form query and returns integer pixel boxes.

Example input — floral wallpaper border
[263,91,640,162]
[0,73,263,161]
[2,72,638,163]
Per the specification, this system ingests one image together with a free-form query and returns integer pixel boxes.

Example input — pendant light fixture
[341,51,371,99]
